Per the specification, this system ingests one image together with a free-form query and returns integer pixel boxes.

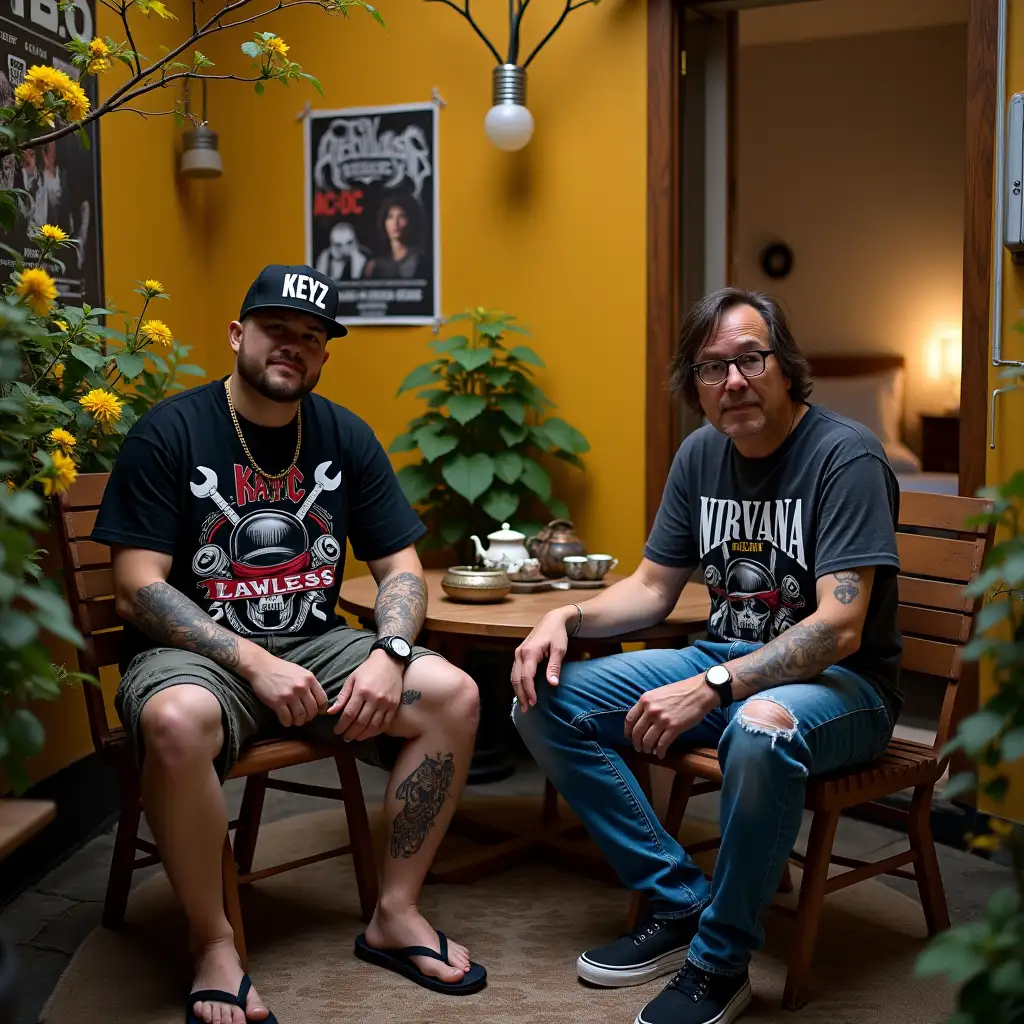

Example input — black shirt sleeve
[91,432,182,555]
[345,422,426,562]
[815,452,901,579]
[643,444,698,568]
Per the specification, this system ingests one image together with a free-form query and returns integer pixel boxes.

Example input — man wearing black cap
[92,264,487,1023]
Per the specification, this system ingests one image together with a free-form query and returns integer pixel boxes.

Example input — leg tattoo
[401,689,422,705]
[390,752,456,859]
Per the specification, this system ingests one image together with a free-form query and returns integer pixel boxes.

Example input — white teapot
[470,522,540,578]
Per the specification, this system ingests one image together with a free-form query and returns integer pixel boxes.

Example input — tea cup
[562,555,588,580]
[585,554,619,580]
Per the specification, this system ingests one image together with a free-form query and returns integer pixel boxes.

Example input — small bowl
[440,566,511,603]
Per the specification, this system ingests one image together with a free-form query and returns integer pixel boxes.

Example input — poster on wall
[304,101,439,326]
[0,0,104,309]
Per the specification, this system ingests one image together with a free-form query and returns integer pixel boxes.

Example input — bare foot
[190,938,269,1024]
[365,904,471,984]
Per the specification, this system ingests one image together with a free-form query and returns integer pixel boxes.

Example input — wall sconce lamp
[427,0,598,151]
[925,327,962,414]
[179,77,223,178]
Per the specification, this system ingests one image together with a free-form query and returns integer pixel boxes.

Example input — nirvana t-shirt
[92,377,426,669]
[644,404,903,720]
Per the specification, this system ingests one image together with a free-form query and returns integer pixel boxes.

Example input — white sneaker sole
[635,977,753,1024]
[576,946,691,988]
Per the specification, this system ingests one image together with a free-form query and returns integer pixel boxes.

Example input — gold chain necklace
[224,377,302,481]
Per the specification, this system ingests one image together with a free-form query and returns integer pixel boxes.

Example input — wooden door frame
[645,0,997,530]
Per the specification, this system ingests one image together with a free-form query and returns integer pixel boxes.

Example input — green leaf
[955,710,1006,753]
[493,451,524,484]
[5,708,45,756]
[508,344,545,367]
[543,417,590,454]
[176,364,205,377]
[553,449,587,471]
[1001,726,1024,762]
[496,395,526,425]
[114,352,145,378]
[941,771,977,800]
[450,346,494,372]
[0,610,38,648]
[442,453,494,503]
[416,429,458,463]
[989,960,1024,994]
[241,40,261,57]
[529,425,552,450]
[482,365,513,388]
[69,344,107,371]
[439,517,468,546]
[481,487,520,524]
[547,498,570,520]
[396,464,435,505]
[419,389,450,409]
[397,362,441,395]
[447,394,487,425]
[519,459,552,502]
[429,335,469,354]
[499,423,528,447]
[389,431,418,453]
[476,320,508,339]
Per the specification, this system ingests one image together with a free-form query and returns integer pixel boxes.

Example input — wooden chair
[626,490,994,1010]
[53,472,380,969]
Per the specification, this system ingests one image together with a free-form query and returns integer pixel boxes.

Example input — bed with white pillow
[806,355,959,495]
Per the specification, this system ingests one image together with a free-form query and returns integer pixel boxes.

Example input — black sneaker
[636,962,752,1024]
[576,913,700,987]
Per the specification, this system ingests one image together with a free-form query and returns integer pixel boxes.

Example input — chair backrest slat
[897,490,991,534]
[896,533,983,583]
[897,575,973,613]
[897,605,971,644]
[75,567,114,601]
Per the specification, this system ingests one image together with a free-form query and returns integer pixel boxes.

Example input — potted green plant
[915,430,1024,1022]
[390,307,590,562]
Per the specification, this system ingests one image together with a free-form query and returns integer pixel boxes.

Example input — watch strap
[371,636,411,663]
[705,667,734,707]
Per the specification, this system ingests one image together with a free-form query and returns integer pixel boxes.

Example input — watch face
[706,664,731,686]
[391,638,411,658]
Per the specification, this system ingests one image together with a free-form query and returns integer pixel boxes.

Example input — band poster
[304,101,439,325]
[0,0,104,309]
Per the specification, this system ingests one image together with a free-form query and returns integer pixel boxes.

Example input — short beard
[237,344,319,403]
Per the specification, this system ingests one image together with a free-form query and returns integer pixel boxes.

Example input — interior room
[1,0,1022,1022]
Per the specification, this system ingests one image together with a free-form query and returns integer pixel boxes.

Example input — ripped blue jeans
[512,639,892,976]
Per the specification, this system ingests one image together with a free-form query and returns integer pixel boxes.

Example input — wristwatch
[703,664,734,707]
[371,635,412,665]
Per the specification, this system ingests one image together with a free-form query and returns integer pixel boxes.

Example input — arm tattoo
[731,618,839,693]
[832,570,861,606]
[401,689,422,705]
[132,581,240,669]
[375,570,427,643]
[390,752,455,859]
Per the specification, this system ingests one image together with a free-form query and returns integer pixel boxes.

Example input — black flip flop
[354,930,487,995]
[186,974,279,1023]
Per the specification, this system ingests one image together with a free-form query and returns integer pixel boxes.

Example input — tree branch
[424,0,503,65]
[119,0,143,77]
[522,0,597,68]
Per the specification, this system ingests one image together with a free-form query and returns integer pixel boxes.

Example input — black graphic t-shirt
[644,404,903,720]
[93,377,426,669]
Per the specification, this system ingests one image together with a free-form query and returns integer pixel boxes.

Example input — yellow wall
[983,0,1024,822]
[17,0,649,786]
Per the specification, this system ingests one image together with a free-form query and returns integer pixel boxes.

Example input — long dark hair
[668,288,812,414]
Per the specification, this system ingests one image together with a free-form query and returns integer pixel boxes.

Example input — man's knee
[739,699,796,734]
[140,684,223,771]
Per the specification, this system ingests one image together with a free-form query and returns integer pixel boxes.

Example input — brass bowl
[440,566,511,603]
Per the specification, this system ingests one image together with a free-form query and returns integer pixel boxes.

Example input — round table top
[338,568,710,642]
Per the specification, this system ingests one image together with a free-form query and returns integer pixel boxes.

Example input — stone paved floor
[1,756,1013,1023]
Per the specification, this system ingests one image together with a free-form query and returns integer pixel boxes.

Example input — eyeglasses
[692,349,775,386]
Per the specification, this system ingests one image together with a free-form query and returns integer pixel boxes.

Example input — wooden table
[0,799,55,861]
[339,569,710,884]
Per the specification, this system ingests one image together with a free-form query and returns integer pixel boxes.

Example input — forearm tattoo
[133,582,240,669]
[832,570,861,605]
[390,752,455,859]
[401,689,422,705]
[375,571,427,643]
[732,618,839,692]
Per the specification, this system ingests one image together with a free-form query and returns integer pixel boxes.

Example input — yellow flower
[51,362,64,382]
[15,267,58,316]
[54,320,68,331]
[13,81,43,107]
[264,35,289,58]
[988,817,1015,838]
[142,278,165,295]
[4,478,14,492]
[41,449,78,496]
[79,388,122,428]
[48,427,77,453]
[38,224,68,242]
[86,58,111,75]
[87,37,110,57]
[24,65,74,94]
[62,79,89,122]
[13,66,90,122]
[139,319,173,348]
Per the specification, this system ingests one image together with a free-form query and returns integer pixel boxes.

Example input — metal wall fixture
[427,0,598,151]
[179,77,223,178]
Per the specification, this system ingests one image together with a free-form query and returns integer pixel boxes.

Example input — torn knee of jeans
[738,699,798,746]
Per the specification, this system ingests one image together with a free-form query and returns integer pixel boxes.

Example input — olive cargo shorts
[114,624,443,779]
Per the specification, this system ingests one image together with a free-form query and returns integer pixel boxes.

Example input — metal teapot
[526,518,586,578]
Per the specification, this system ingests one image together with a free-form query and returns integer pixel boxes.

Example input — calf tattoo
[401,689,422,705]
[133,581,240,669]
[390,752,456,859]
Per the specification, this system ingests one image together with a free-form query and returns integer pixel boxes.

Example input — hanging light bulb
[485,64,534,152]
[179,77,223,178]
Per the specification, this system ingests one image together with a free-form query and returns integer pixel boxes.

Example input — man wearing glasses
[510,288,901,1024]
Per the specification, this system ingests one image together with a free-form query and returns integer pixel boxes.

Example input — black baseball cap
[239,263,349,339]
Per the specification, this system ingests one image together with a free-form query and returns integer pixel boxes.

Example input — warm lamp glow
[924,327,962,412]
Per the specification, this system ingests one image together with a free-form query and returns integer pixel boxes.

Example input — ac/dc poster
[0,0,104,309]
[304,101,439,325]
